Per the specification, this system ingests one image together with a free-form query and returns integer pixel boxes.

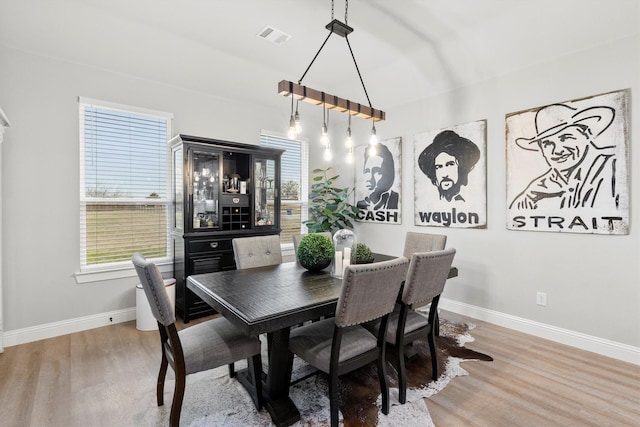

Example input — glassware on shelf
[223,174,229,192]
[228,174,240,193]
[332,229,356,279]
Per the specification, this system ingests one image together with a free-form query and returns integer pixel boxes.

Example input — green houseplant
[305,167,360,233]
[297,233,334,271]
[354,242,374,264]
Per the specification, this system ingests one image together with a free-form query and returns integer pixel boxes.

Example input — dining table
[187,254,458,426]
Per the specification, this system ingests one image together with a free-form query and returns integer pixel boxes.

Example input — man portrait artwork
[506,90,629,235]
[413,120,487,229]
[418,130,480,202]
[354,137,402,224]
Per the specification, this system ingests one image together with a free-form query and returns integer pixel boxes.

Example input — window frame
[75,97,173,283]
[260,131,309,254]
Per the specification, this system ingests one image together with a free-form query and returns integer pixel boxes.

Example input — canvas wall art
[413,120,487,228]
[506,89,629,235]
[354,137,402,224]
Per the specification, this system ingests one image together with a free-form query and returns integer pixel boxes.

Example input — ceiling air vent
[257,25,291,45]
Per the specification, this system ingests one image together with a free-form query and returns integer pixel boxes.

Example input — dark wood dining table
[187,255,457,426]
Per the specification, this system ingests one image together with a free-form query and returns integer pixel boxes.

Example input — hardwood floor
[0,311,638,426]
[427,311,640,426]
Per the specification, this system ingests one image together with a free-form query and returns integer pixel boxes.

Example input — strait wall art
[506,89,630,235]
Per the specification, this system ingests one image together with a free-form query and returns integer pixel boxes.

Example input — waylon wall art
[413,120,487,229]
[506,89,629,235]
[354,137,402,224]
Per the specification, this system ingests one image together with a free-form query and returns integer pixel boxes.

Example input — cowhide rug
[132,318,492,426]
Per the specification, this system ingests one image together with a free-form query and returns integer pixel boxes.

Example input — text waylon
[417,208,480,227]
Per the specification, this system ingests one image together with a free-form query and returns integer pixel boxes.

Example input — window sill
[74,259,173,284]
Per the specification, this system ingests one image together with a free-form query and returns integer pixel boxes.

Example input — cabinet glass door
[254,157,277,227]
[190,150,220,231]
[172,145,183,232]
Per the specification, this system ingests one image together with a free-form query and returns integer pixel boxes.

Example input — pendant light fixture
[280,0,386,156]
[322,99,332,160]
[368,116,378,155]
[294,100,301,133]
[287,85,298,139]
[321,98,329,146]
[345,101,354,163]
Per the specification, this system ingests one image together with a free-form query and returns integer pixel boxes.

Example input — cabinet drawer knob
[210,242,219,248]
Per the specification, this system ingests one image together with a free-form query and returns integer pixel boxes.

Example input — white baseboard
[440,298,640,366]
[4,301,639,366]
[2,307,136,349]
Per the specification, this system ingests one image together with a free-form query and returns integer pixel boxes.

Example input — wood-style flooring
[0,311,638,426]
[427,311,640,426]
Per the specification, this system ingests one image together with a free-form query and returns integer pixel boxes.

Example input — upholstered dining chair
[365,248,456,404]
[232,234,282,269]
[402,232,448,335]
[132,253,263,427]
[292,232,332,265]
[403,231,447,258]
[288,257,409,427]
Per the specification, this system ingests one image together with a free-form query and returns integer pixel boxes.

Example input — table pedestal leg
[263,327,300,427]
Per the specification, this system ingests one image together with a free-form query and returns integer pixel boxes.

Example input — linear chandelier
[279,0,386,162]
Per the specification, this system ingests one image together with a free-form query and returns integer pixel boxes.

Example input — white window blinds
[260,133,309,243]
[79,97,173,270]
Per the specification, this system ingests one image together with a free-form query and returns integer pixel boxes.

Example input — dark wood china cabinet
[170,134,282,322]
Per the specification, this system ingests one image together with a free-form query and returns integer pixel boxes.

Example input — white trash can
[136,278,176,331]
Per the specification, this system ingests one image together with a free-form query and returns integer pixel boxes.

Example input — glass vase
[332,229,356,279]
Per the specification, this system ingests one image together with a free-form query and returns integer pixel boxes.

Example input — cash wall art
[354,137,402,224]
[506,89,629,235]
[413,120,487,228]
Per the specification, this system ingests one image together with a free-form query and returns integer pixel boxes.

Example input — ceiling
[1,0,638,113]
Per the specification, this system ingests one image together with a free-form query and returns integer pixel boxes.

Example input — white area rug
[132,321,480,426]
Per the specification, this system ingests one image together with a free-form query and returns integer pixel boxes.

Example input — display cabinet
[170,134,283,322]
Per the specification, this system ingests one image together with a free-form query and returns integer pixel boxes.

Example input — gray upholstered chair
[288,257,409,427]
[132,253,263,427]
[365,248,456,404]
[292,232,332,264]
[403,231,447,258]
[402,232,448,335]
[232,235,282,269]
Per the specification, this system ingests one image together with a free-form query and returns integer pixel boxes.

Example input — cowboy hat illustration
[516,103,615,151]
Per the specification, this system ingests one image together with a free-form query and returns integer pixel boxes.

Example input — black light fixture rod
[298,31,334,84]
[345,36,373,109]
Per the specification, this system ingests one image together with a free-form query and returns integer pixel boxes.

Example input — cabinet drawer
[190,253,235,274]
[188,238,232,253]
[221,193,249,206]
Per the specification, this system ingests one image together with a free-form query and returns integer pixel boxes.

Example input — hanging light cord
[344,34,372,110]
[296,0,374,110]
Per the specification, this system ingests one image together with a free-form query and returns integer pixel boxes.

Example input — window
[260,133,308,245]
[78,97,173,274]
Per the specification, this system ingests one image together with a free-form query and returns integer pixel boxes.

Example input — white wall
[0,45,283,331]
[1,32,638,355]
[313,36,640,349]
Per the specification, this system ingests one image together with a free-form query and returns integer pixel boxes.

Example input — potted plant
[305,167,360,233]
[354,242,374,264]
[297,233,334,271]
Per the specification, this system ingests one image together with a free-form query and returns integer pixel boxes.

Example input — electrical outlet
[536,292,547,307]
